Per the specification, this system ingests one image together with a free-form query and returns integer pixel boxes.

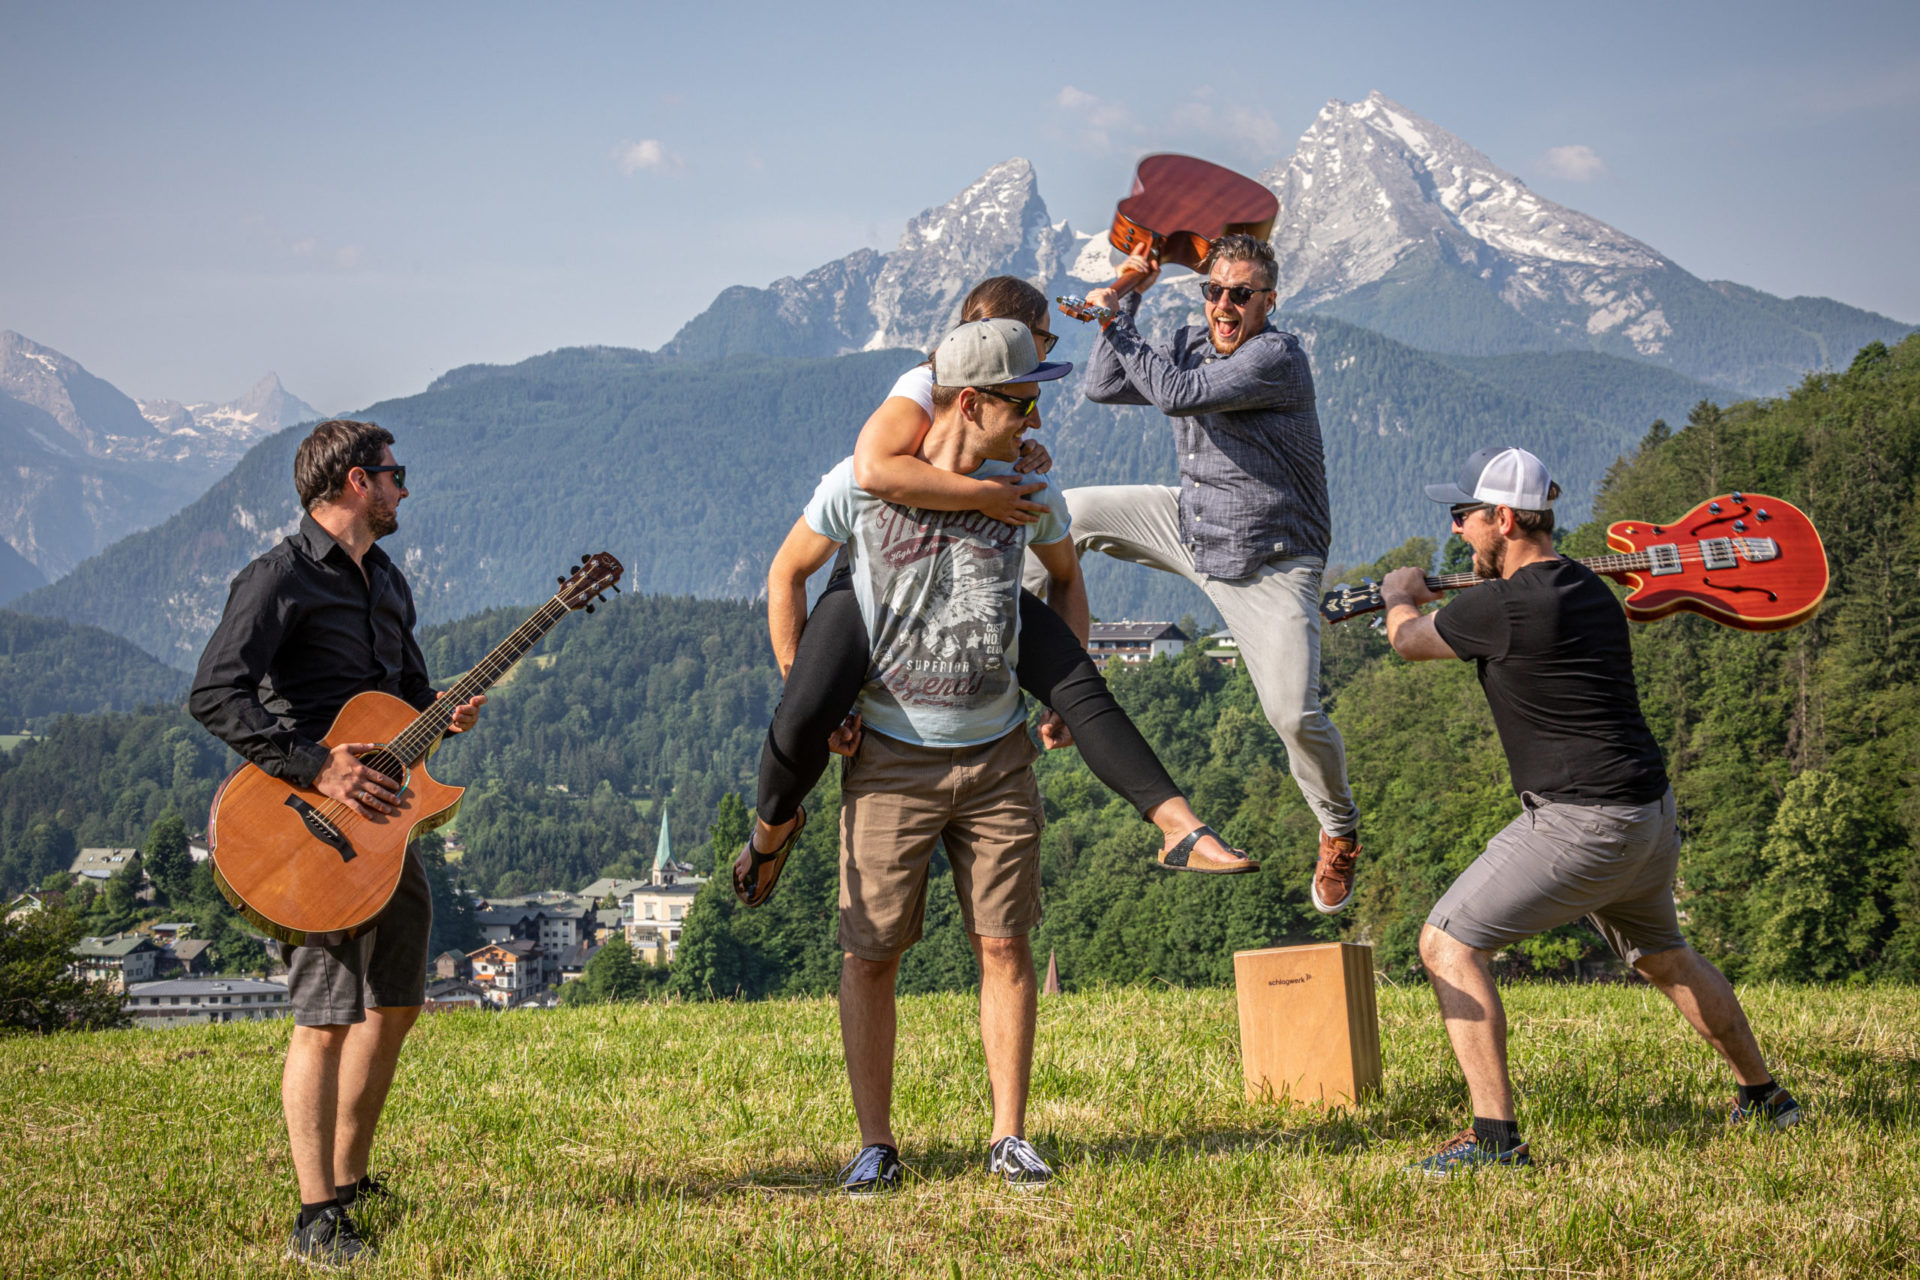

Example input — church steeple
[651,804,674,885]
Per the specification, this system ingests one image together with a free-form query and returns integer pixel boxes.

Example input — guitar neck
[387,594,571,764]
[1427,550,1661,595]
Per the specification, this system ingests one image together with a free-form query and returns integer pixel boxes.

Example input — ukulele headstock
[1319,579,1384,624]
[554,552,625,613]
[1056,295,1115,324]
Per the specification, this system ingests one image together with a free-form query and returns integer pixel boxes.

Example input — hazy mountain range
[5,90,1909,667]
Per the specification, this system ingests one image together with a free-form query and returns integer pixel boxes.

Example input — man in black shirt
[191,419,482,1265]
[1379,446,1799,1177]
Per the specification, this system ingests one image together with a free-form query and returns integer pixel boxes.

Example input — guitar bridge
[285,794,356,862]
[1734,536,1779,562]
[1646,544,1683,576]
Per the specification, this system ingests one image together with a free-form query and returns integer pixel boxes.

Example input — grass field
[4,983,1917,1278]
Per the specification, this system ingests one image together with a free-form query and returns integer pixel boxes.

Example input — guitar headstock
[554,552,625,613]
[1319,579,1385,625]
[1056,295,1116,324]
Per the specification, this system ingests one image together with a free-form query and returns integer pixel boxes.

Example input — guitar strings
[307,591,578,828]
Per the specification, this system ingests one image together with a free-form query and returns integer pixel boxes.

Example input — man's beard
[1472,535,1505,580]
[369,500,399,539]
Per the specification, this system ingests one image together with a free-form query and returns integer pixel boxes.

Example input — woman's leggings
[755,577,1183,824]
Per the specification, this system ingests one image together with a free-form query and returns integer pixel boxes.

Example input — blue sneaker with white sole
[1408,1129,1532,1178]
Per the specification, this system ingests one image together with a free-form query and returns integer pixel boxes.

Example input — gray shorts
[278,846,433,1026]
[1427,788,1687,965]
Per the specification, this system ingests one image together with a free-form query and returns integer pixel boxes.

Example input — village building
[69,848,140,883]
[467,939,546,1008]
[165,938,213,976]
[1085,621,1188,671]
[620,807,704,963]
[423,978,488,1012]
[433,949,473,981]
[72,933,163,990]
[125,977,289,1027]
[1202,628,1240,667]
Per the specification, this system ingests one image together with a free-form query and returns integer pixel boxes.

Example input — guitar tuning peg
[1362,576,1376,586]
[611,584,621,594]
[585,604,595,614]
[556,576,566,585]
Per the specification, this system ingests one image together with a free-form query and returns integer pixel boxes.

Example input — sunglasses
[975,387,1040,417]
[362,464,408,488]
[1450,503,1492,526]
[1201,283,1272,306]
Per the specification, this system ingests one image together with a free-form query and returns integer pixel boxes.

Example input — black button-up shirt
[1084,293,1332,578]
[190,513,435,786]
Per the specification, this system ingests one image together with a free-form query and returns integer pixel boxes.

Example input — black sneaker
[987,1135,1053,1191]
[1730,1085,1803,1131]
[284,1205,374,1270]
[838,1143,902,1197]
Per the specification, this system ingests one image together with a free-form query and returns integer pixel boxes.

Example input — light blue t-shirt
[803,455,1071,748]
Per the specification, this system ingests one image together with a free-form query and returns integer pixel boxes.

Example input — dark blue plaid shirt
[1084,295,1331,578]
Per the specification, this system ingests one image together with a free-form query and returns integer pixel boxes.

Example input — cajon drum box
[1233,942,1381,1106]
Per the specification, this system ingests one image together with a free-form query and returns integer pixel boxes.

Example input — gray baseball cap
[931,318,1073,388]
[1425,446,1556,510]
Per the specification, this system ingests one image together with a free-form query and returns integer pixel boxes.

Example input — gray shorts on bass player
[1427,788,1687,965]
[278,846,433,1026]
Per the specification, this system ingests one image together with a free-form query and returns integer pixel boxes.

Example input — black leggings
[755,577,1183,824]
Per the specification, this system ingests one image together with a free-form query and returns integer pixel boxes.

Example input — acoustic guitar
[1319,493,1828,632]
[208,552,623,946]
[1057,153,1279,323]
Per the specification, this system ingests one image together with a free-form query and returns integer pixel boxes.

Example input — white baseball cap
[1425,446,1556,510]
[931,318,1073,388]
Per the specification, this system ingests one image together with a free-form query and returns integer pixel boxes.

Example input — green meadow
[5,982,1917,1278]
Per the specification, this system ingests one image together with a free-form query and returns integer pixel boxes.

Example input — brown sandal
[732,806,808,907]
[1157,825,1259,875]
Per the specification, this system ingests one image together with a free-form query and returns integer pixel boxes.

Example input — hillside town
[9,807,706,1028]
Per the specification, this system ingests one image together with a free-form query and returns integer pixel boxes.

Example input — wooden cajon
[1233,942,1382,1107]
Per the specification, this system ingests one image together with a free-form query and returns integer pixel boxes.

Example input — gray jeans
[1024,484,1357,837]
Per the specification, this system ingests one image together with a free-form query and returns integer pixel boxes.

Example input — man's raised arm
[1030,536,1089,646]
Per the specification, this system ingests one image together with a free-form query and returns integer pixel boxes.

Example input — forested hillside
[18,321,1731,664]
[0,611,186,729]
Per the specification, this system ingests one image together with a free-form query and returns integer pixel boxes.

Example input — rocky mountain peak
[864,157,1076,352]
[0,330,155,452]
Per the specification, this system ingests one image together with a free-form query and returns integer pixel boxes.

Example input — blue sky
[3,0,1915,411]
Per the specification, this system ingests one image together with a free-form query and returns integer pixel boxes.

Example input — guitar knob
[1757,509,1770,521]
[1709,502,1722,514]
[1733,519,1747,532]
[1731,491,1745,502]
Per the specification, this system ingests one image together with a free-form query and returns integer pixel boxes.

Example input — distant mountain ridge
[0,332,320,579]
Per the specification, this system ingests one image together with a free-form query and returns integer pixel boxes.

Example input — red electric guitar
[1058,153,1278,323]
[1319,493,1829,632]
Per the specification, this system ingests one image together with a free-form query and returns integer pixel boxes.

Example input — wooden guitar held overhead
[1319,493,1829,633]
[1057,153,1279,323]
[208,552,624,946]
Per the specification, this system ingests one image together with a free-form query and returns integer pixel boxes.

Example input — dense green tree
[142,812,192,905]
[0,906,128,1035]
[561,938,668,1005]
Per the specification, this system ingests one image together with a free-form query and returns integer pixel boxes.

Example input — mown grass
[3,982,1917,1278]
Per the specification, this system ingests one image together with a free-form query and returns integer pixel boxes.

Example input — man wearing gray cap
[1379,446,1800,1177]
[763,318,1081,1195]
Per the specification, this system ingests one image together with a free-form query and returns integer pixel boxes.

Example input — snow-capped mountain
[1267,93,1671,352]
[666,95,1907,396]
[139,372,321,457]
[663,159,1080,360]
[0,333,321,581]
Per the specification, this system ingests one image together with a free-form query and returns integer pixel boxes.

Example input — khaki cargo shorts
[838,726,1045,961]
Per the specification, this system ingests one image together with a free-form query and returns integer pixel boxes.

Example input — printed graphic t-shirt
[1433,558,1669,804]
[803,454,1070,748]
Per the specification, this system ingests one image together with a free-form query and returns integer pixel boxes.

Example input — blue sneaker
[1730,1086,1803,1130]
[838,1143,902,1197]
[1409,1129,1532,1178]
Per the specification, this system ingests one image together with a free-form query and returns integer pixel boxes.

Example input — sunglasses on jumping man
[1200,282,1273,306]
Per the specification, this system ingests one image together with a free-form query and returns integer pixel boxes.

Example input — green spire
[653,804,673,872]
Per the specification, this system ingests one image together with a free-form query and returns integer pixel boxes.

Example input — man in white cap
[762,318,1080,1195]
[1379,446,1801,1176]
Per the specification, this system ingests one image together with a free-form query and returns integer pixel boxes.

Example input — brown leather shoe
[1311,831,1360,914]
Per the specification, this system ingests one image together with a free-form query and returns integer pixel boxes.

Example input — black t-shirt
[1432,558,1668,804]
